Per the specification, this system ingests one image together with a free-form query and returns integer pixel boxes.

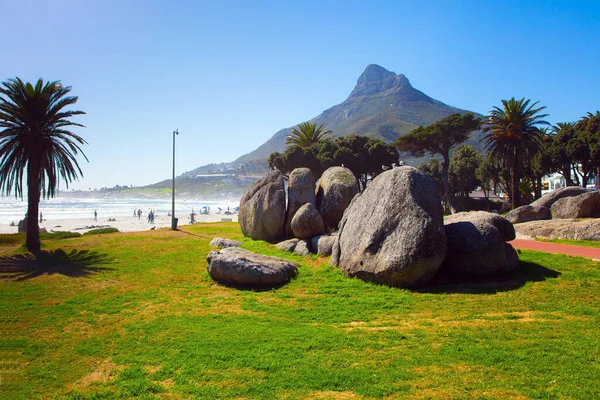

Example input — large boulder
[315,167,359,230]
[209,237,242,248]
[331,166,447,288]
[505,205,550,224]
[285,168,316,238]
[206,247,299,288]
[551,191,600,219]
[238,171,286,243]
[531,186,588,209]
[310,233,337,256]
[291,203,326,239]
[442,211,518,278]
[514,218,600,241]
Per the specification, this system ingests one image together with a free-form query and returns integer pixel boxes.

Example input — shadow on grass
[210,278,292,292]
[177,229,209,239]
[0,249,113,281]
[416,260,561,294]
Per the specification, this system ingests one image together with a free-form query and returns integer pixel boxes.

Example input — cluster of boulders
[208,165,521,290]
[238,166,359,255]
[506,186,600,224]
[330,167,518,287]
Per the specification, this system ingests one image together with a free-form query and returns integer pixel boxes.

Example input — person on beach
[94,210,97,221]
[133,209,136,217]
[39,212,43,223]
[189,210,196,224]
[138,209,142,219]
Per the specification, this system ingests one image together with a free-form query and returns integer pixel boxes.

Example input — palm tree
[482,97,549,209]
[582,110,600,120]
[0,78,87,252]
[286,122,332,147]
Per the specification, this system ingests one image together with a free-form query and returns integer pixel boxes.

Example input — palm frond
[286,121,333,147]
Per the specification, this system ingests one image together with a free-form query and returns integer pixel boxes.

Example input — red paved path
[510,239,600,260]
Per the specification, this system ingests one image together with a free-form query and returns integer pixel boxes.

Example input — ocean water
[0,196,241,224]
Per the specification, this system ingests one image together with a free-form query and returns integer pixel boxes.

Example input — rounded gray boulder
[505,205,550,224]
[531,186,589,209]
[551,191,600,219]
[315,166,359,230]
[238,171,286,243]
[209,237,242,248]
[285,168,316,238]
[294,239,311,256]
[206,247,299,288]
[274,238,300,252]
[331,166,447,288]
[310,233,337,256]
[442,211,518,278]
[291,203,326,239]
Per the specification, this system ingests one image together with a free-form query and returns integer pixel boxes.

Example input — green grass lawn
[1,223,599,399]
[537,237,600,249]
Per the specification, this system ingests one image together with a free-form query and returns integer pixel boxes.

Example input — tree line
[269,99,600,214]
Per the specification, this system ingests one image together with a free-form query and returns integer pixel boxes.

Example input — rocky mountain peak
[349,64,412,98]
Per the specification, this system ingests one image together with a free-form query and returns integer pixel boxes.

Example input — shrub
[0,233,25,245]
[40,231,82,240]
[83,227,119,236]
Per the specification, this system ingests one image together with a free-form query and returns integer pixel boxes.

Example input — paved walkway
[510,239,600,261]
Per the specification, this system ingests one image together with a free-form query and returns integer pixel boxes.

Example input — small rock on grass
[294,239,311,256]
[275,238,300,252]
[210,237,242,248]
[206,247,299,288]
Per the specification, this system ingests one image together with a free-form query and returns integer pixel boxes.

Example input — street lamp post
[171,129,179,230]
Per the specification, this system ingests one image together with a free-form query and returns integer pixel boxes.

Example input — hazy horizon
[1,0,599,191]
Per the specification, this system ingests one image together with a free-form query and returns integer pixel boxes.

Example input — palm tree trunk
[442,155,457,213]
[562,165,574,186]
[26,159,41,253]
[511,167,521,209]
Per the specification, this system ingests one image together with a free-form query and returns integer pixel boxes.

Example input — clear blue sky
[1,0,599,191]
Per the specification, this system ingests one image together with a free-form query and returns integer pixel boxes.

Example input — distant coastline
[0,195,241,226]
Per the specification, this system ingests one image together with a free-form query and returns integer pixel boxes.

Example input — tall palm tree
[0,78,87,252]
[482,97,548,209]
[286,121,332,147]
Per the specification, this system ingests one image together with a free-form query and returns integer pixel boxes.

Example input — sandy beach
[0,213,238,234]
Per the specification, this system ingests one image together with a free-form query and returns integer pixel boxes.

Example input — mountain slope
[182,64,483,179]
[232,64,480,164]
